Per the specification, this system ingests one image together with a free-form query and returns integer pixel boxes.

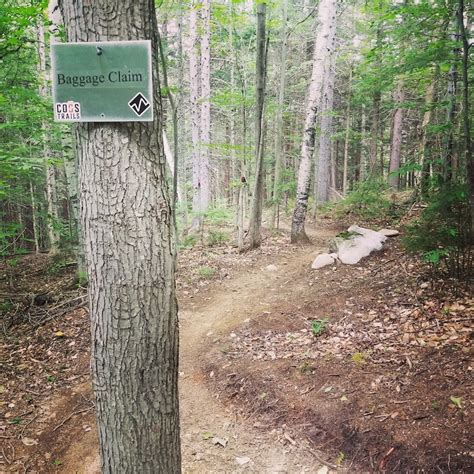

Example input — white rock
[311,253,336,269]
[21,437,38,446]
[266,264,278,272]
[379,228,400,237]
[337,225,387,265]
[235,456,251,466]
[316,466,329,474]
[212,437,228,447]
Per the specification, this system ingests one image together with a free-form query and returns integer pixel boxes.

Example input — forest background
[0,0,472,284]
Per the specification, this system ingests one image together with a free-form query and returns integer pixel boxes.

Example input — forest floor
[1,217,473,473]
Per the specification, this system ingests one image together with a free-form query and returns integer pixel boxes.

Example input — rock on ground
[335,225,387,265]
[311,253,338,269]
[379,228,400,237]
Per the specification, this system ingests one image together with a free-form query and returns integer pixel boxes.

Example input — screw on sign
[128,93,151,116]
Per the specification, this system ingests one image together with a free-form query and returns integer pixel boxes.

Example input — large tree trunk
[58,1,181,472]
[388,81,404,189]
[291,0,337,242]
[271,0,288,228]
[247,1,267,249]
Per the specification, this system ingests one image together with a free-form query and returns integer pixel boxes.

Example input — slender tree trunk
[330,139,337,196]
[163,131,183,202]
[200,0,211,213]
[444,60,457,182]
[316,53,336,203]
[369,91,381,177]
[271,0,288,228]
[189,2,202,230]
[343,67,352,195]
[157,30,180,209]
[368,25,382,177]
[37,22,59,252]
[420,68,438,196]
[360,106,368,180]
[457,0,473,233]
[388,81,404,189]
[228,1,239,214]
[58,1,181,472]
[291,0,337,242]
[354,114,362,183]
[29,181,40,253]
[62,150,86,275]
[247,2,267,249]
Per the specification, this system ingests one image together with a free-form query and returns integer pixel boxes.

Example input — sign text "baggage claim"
[57,71,143,87]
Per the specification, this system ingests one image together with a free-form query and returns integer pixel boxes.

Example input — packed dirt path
[62,226,337,473]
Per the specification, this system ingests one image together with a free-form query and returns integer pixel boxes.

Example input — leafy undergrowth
[205,238,473,472]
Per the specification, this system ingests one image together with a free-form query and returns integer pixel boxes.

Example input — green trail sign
[51,40,153,122]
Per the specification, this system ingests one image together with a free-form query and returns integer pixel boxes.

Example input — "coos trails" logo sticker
[55,101,81,121]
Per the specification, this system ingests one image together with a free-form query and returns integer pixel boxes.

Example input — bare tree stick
[52,406,93,432]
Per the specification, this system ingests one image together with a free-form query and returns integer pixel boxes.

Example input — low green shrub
[196,266,216,279]
[336,178,391,220]
[311,318,328,336]
[204,204,233,226]
[207,229,229,246]
[404,184,472,279]
[179,234,197,249]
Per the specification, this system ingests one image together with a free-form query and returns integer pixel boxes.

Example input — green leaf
[8,416,22,425]
[450,396,463,409]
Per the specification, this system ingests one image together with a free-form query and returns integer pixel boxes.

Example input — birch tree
[58,0,181,471]
[291,0,337,243]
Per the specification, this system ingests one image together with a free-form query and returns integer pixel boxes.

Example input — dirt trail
[62,226,337,473]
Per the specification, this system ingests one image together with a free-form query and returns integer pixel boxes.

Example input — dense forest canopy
[0,0,472,267]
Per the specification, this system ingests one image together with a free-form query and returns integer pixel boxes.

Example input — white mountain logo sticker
[128,93,151,116]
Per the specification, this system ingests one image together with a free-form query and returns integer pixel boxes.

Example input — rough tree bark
[291,0,337,243]
[58,1,181,472]
[247,1,267,249]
